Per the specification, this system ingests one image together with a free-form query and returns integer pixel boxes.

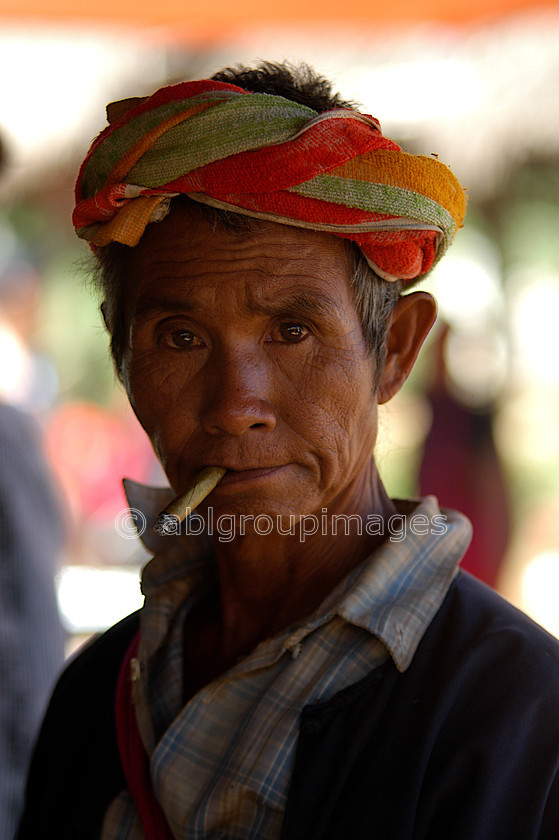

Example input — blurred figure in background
[0,133,65,840]
[0,401,66,839]
[419,323,511,587]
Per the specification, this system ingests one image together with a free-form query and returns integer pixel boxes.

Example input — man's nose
[201,347,277,437]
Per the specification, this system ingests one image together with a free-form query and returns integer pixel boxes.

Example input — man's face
[122,203,379,520]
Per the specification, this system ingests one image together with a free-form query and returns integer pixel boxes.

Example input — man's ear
[100,301,113,334]
[377,291,437,405]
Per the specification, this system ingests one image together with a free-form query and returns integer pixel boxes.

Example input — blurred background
[1,0,559,650]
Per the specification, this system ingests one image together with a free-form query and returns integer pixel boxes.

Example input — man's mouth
[214,465,286,487]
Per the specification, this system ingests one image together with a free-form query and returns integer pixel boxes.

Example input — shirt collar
[124,480,471,673]
[327,496,471,670]
[123,478,216,589]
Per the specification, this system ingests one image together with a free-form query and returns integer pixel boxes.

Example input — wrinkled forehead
[124,199,356,308]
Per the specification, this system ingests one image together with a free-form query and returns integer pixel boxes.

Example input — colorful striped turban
[73,79,467,282]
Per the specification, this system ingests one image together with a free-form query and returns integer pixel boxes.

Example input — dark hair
[91,62,402,382]
[211,61,357,112]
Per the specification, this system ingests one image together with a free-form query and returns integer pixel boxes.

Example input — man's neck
[188,461,397,678]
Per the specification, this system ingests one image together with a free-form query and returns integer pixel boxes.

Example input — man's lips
[211,465,287,488]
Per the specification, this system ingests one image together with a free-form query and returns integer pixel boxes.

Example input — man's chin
[186,497,319,540]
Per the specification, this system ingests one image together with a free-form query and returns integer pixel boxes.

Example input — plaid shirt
[102,491,471,840]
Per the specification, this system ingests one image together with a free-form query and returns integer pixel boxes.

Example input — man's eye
[166,329,202,349]
[278,323,309,343]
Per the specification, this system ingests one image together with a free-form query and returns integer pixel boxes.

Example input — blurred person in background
[419,322,511,587]
[0,400,66,840]
[17,63,559,840]
[0,135,65,840]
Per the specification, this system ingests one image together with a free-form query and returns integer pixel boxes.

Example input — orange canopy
[1,0,558,35]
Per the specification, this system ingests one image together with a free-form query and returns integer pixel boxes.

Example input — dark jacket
[17,572,559,839]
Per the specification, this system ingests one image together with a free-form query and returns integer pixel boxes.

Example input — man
[17,63,559,839]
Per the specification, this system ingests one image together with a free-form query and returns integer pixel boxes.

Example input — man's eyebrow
[248,291,340,321]
[133,291,341,321]
[133,296,201,319]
